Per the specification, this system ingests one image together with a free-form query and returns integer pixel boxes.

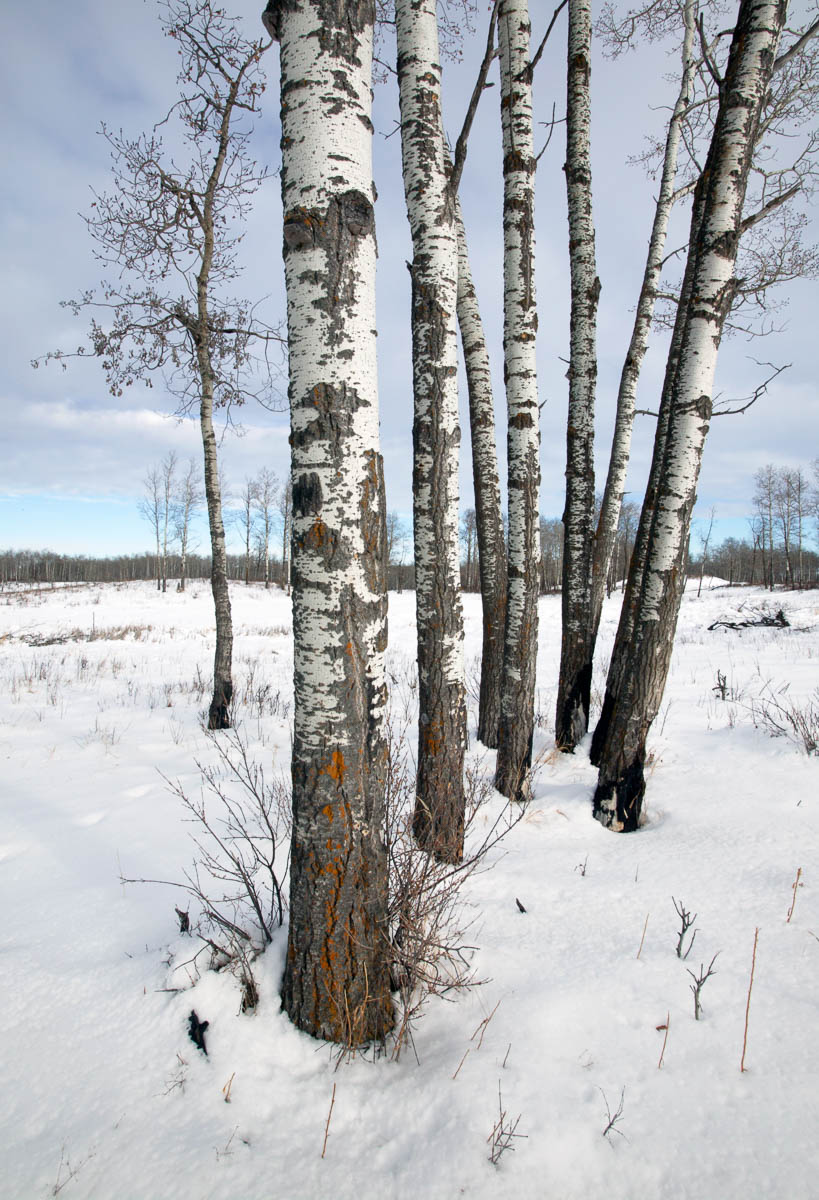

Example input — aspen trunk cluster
[592,0,787,831]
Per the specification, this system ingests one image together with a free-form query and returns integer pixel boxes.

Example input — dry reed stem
[740,928,760,1073]
[787,867,802,923]
[657,1013,670,1069]
[321,1083,336,1159]
[636,912,650,959]
[452,1048,470,1080]
[471,999,501,1050]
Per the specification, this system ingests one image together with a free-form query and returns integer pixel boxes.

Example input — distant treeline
[3,529,817,593]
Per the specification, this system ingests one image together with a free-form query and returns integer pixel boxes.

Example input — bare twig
[599,1086,627,1141]
[697,13,724,90]
[321,1083,337,1159]
[712,361,790,417]
[672,897,698,960]
[787,867,803,923]
[529,0,569,78]
[452,1048,470,1080]
[687,952,720,1020]
[471,999,501,1051]
[740,928,760,1072]
[487,1082,526,1165]
[657,1014,670,1069]
[636,912,650,960]
[449,0,500,196]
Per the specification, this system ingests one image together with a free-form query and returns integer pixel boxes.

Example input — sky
[1,0,817,557]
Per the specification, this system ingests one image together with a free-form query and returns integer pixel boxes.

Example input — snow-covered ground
[1,579,817,1199]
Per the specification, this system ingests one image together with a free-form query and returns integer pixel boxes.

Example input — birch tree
[237,477,257,585]
[36,0,282,731]
[592,0,789,832]
[174,458,202,592]
[267,0,393,1043]
[588,0,698,666]
[494,0,541,802]
[456,199,507,747]
[139,464,164,592]
[253,466,278,589]
[396,0,467,861]
[555,0,600,751]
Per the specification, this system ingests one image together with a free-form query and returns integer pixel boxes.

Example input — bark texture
[589,0,697,667]
[494,0,540,802]
[555,0,599,751]
[455,198,507,749]
[592,0,787,831]
[396,0,467,862]
[274,0,393,1043]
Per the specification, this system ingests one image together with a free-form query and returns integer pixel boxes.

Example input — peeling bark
[592,0,787,831]
[555,0,599,752]
[273,0,393,1043]
[396,0,467,862]
[494,0,540,802]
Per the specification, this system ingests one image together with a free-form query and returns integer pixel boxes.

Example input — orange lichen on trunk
[322,749,346,783]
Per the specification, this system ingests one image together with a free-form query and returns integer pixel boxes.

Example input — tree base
[493,756,532,806]
[207,680,233,730]
[592,756,645,832]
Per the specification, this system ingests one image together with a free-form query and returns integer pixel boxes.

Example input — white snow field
[1,579,817,1199]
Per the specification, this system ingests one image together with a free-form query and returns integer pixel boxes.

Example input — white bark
[556,0,599,751]
[273,0,392,1042]
[396,0,467,860]
[455,196,507,748]
[495,0,540,801]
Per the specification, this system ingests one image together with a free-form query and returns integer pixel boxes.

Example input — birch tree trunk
[455,198,507,749]
[494,0,540,802]
[555,0,599,751]
[201,376,234,729]
[589,0,697,653]
[270,0,393,1043]
[194,100,235,730]
[592,0,787,831]
[589,176,708,767]
[396,0,467,862]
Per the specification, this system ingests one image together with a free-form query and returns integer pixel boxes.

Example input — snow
[2,579,818,1199]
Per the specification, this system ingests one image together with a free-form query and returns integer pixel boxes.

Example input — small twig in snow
[636,912,650,960]
[657,1014,670,1069]
[787,867,803,923]
[599,1086,627,1142]
[741,928,760,1072]
[321,1082,337,1159]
